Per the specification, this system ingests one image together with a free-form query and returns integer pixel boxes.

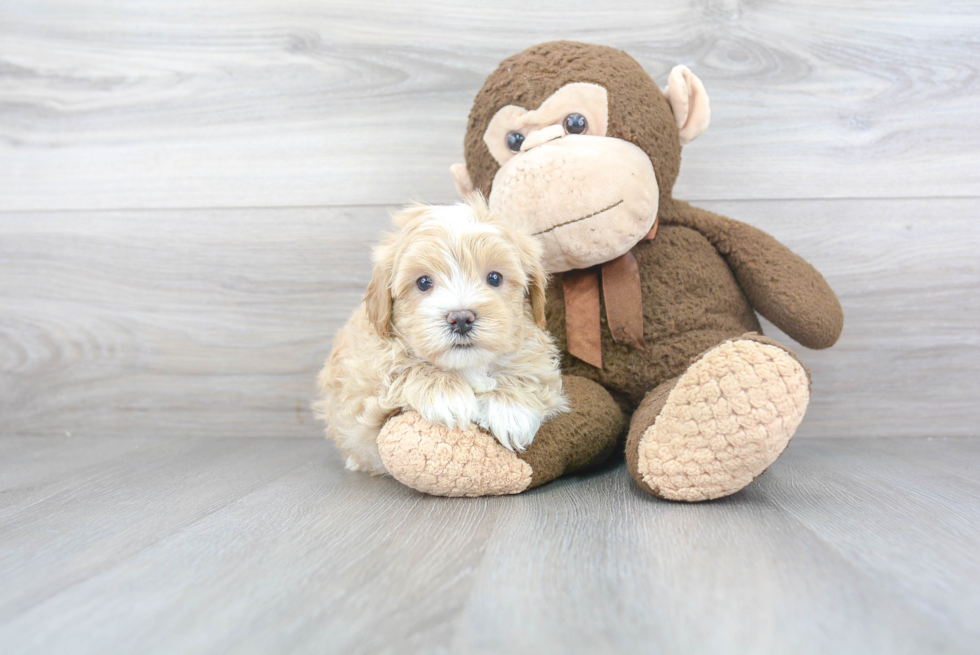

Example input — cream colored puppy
[315,197,568,475]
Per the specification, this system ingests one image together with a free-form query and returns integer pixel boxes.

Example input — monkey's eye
[506,132,525,152]
[564,113,588,135]
[486,272,503,287]
[416,276,433,291]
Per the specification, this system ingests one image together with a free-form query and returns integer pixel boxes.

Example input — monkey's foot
[377,375,624,497]
[626,336,810,502]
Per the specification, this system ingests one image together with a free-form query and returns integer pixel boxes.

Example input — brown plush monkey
[376,41,843,501]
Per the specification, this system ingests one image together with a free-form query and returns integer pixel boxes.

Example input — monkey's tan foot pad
[634,339,809,502]
[377,411,532,497]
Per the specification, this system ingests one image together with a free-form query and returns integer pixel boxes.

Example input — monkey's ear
[363,252,394,338]
[450,163,477,198]
[662,65,711,145]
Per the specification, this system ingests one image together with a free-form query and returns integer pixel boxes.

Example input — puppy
[314,197,568,475]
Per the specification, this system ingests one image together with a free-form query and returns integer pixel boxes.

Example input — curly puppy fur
[315,198,568,474]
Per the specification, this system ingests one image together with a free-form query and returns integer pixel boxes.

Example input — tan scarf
[561,217,659,368]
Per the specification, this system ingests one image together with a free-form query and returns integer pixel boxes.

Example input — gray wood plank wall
[2,1,978,439]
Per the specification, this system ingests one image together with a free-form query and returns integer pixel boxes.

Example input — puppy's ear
[390,203,430,230]
[527,258,548,329]
[512,231,549,328]
[363,250,394,338]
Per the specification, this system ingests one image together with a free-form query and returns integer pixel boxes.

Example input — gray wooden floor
[1,437,978,654]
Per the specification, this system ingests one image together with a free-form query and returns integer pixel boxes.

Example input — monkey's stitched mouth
[532,199,624,236]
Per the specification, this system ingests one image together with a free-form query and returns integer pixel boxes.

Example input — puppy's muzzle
[447,310,476,335]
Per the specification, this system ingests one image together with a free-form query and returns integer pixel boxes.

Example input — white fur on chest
[458,365,498,394]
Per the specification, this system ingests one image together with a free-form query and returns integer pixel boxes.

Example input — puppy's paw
[476,396,542,452]
[417,386,479,431]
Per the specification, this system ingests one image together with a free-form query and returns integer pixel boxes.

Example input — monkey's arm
[664,200,843,349]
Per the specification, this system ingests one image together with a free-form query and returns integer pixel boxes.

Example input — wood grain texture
[0,205,385,438]
[0,436,977,654]
[2,199,977,439]
[0,434,161,519]
[1,1,979,211]
[0,436,324,620]
[452,456,957,654]
[758,439,980,643]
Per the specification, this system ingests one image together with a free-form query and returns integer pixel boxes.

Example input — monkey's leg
[625,334,810,502]
[377,375,624,497]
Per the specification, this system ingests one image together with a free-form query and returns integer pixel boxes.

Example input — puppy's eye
[486,271,503,287]
[506,132,525,152]
[416,276,433,291]
[563,113,588,135]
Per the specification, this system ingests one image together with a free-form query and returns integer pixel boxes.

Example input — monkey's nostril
[447,310,476,334]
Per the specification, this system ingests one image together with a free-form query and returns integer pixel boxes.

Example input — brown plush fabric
[662,200,844,350]
[464,41,682,211]
[546,223,765,408]
[374,41,844,501]
[625,376,679,497]
[518,375,625,489]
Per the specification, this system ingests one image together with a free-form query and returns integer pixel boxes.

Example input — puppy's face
[364,199,547,370]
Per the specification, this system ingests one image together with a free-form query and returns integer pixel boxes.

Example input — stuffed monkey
[376,41,843,501]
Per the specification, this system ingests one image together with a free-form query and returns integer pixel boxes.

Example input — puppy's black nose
[447,310,476,335]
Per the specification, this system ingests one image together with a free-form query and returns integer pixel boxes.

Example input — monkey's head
[451,41,710,273]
